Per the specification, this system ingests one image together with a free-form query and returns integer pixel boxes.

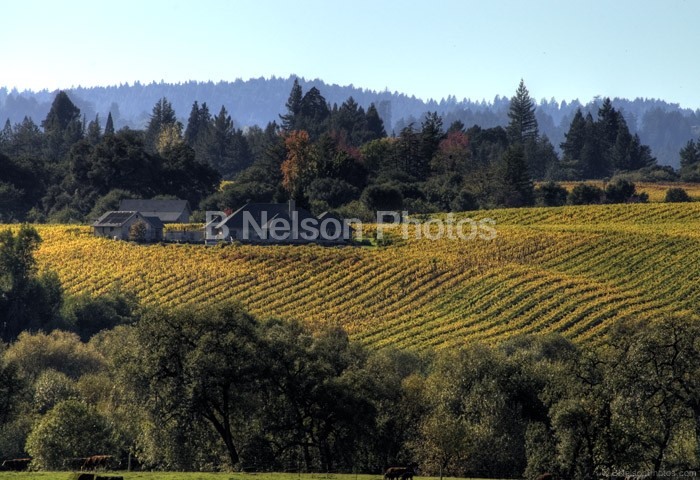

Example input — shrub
[128,220,148,242]
[304,178,359,208]
[664,187,692,203]
[535,182,568,207]
[451,189,479,212]
[568,184,604,205]
[605,179,638,203]
[361,184,404,212]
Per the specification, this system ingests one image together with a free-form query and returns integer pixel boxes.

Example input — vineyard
[18,202,700,351]
[551,181,700,202]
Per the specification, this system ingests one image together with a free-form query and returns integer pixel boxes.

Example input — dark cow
[1,458,31,471]
[81,455,115,470]
[75,475,123,480]
[384,466,416,480]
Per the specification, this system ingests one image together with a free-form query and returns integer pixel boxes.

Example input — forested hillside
[1,76,698,167]
[3,80,700,225]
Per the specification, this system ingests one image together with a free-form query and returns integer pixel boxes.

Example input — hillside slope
[28,202,700,350]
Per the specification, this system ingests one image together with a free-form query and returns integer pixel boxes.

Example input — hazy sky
[1,0,698,108]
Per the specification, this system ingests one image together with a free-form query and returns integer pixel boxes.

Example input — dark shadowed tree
[493,144,534,207]
[86,114,101,145]
[104,112,115,136]
[0,225,63,342]
[42,91,83,162]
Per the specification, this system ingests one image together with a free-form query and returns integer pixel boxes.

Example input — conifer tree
[495,144,534,207]
[506,79,538,144]
[365,103,387,141]
[86,114,101,145]
[0,119,11,150]
[145,97,179,153]
[42,91,83,162]
[104,112,115,136]
[680,139,700,181]
[280,78,303,131]
[184,101,211,146]
[420,112,444,175]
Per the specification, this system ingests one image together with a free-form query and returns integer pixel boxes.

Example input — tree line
[2,77,698,168]
[1,227,699,478]
[1,80,699,224]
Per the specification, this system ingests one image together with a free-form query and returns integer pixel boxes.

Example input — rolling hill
[25,202,700,351]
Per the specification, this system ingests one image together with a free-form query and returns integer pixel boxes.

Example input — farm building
[93,211,164,242]
[119,199,191,223]
[208,200,352,244]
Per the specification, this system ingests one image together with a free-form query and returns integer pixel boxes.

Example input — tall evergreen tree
[420,112,444,174]
[104,112,115,136]
[679,139,700,181]
[597,98,621,151]
[0,119,11,151]
[365,103,387,141]
[506,79,538,144]
[86,114,101,145]
[198,106,251,179]
[394,124,421,178]
[184,101,211,146]
[298,87,330,139]
[559,109,587,179]
[494,144,534,207]
[42,91,83,162]
[145,97,179,154]
[280,78,303,131]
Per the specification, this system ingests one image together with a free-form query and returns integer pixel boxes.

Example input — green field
[0,473,499,480]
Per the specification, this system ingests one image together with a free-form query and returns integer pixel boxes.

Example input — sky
[1,0,698,109]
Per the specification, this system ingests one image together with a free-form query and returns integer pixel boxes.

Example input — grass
[0,473,501,480]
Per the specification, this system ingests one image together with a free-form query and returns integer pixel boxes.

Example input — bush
[665,187,692,203]
[567,183,604,205]
[304,178,359,208]
[335,200,374,223]
[535,182,568,207]
[128,220,148,242]
[451,189,479,212]
[604,179,638,203]
[61,291,139,341]
[361,184,404,212]
[25,400,116,470]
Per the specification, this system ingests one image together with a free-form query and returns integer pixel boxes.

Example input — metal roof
[93,211,137,227]
[119,199,191,214]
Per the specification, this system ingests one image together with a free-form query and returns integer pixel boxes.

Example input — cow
[1,458,31,471]
[384,465,416,480]
[81,455,115,470]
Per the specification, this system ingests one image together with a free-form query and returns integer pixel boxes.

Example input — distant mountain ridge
[1,75,698,167]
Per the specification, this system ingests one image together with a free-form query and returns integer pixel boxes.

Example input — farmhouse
[93,211,164,241]
[208,200,353,244]
[119,199,191,223]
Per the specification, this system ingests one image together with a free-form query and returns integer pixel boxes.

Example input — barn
[93,211,164,242]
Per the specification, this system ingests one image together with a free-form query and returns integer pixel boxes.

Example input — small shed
[119,199,191,223]
[93,211,164,242]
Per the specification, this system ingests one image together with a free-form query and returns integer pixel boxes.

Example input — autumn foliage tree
[281,130,315,201]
